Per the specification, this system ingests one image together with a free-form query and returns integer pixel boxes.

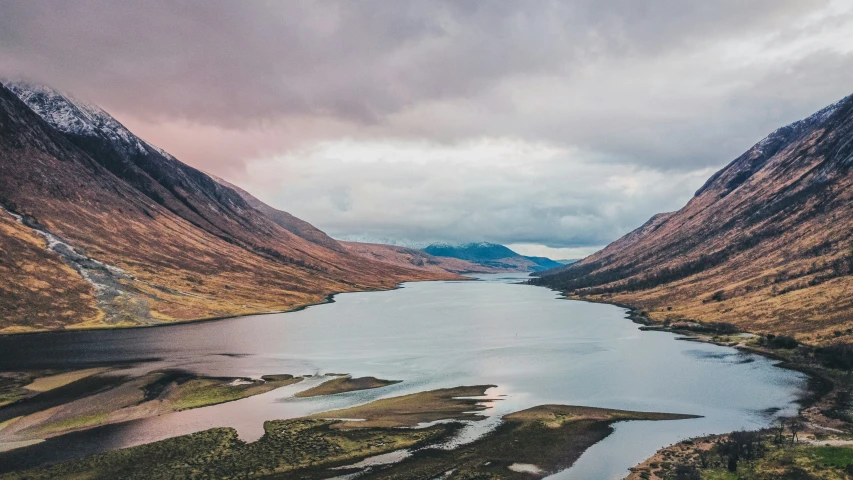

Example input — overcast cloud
[2,1,852,257]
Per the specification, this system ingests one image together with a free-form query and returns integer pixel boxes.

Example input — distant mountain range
[533,93,853,344]
[423,242,562,272]
[0,81,476,333]
[556,259,579,265]
[332,235,429,249]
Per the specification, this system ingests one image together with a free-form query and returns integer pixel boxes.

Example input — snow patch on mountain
[5,81,149,154]
[753,94,851,155]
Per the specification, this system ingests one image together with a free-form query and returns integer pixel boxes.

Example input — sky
[2,1,853,259]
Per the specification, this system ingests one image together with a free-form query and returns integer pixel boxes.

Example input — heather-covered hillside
[534,94,853,344]
[0,83,460,333]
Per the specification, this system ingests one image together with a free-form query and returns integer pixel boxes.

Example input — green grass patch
[662,443,853,480]
[294,376,400,398]
[168,375,302,411]
[168,379,253,410]
[701,470,739,480]
[34,413,109,436]
[808,445,853,468]
[0,372,37,407]
[0,391,27,408]
[1,419,458,479]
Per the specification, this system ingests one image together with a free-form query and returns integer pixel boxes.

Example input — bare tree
[788,420,803,445]
[774,418,786,444]
[697,448,711,468]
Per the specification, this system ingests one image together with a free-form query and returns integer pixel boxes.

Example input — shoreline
[0,272,524,337]
[0,268,486,338]
[0,294,335,338]
[528,287,848,476]
[3,280,833,476]
[0,272,526,338]
[578,301,849,478]
[0,279,424,338]
[542,290,835,412]
[621,307,834,410]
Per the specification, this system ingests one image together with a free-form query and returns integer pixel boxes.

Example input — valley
[3,3,853,478]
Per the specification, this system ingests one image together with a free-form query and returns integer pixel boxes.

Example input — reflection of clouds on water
[0,276,807,480]
[683,349,755,364]
[758,406,784,419]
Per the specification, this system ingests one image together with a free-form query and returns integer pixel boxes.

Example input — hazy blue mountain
[423,242,560,272]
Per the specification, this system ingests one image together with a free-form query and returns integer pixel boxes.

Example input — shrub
[765,334,798,349]
[816,344,853,371]
[709,322,738,334]
[673,464,700,480]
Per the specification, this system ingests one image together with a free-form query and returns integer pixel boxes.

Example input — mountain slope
[0,82,459,333]
[522,256,563,270]
[423,242,561,272]
[208,175,346,253]
[534,94,853,343]
[341,242,499,274]
[209,175,489,278]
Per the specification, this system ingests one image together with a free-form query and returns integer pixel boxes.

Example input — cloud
[239,138,715,248]
[506,244,602,261]
[1,1,852,250]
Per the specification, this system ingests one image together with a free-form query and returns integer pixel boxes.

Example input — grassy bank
[294,376,401,398]
[627,430,853,479]
[620,308,853,479]
[361,405,698,480]
[311,385,495,428]
[0,419,460,480]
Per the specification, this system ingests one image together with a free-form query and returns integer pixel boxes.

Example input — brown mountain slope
[210,175,346,253]
[0,211,101,332]
[0,82,458,333]
[206,175,486,278]
[534,94,853,344]
[209,175,485,277]
[341,241,501,275]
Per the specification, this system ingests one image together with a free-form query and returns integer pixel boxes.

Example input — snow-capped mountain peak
[4,80,149,154]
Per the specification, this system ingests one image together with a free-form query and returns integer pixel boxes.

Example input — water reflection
[0,274,805,479]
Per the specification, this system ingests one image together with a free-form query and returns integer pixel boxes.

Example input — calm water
[0,274,805,479]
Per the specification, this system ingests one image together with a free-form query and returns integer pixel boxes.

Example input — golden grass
[23,368,108,393]
[0,214,100,331]
[311,385,495,428]
[0,439,43,454]
[294,376,400,398]
[168,375,303,411]
[32,413,109,437]
[503,404,699,428]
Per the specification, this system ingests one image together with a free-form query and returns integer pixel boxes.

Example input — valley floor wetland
[0,274,808,479]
